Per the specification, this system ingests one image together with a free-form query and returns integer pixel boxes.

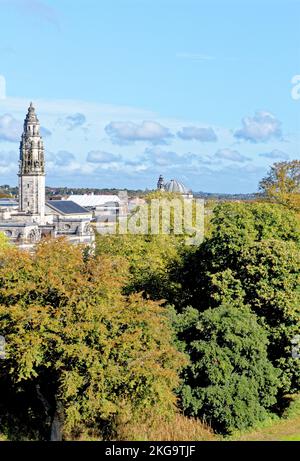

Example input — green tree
[96,233,189,303]
[177,202,300,394]
[177,202,299,308]
[96,191,201,303]
[176,304,280,434]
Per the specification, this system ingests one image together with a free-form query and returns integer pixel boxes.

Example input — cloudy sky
[0,0,299,193]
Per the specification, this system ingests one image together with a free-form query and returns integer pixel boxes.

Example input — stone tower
[18,103,45,223]
[157,174,165,190]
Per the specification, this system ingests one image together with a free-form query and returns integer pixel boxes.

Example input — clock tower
[18,103,45,223]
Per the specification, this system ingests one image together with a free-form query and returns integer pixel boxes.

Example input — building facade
[18,102,46,221]
[156,175,193,199]
[0,103,94,249]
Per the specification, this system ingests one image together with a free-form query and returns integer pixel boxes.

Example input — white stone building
[156,175,193,199]
[0,103,94,248]
[67,193,129,232]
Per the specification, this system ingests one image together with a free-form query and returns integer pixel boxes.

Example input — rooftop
[66,194,120,207]
[0,199,18,207]
[46,200,91,215]
[164,179,191,195]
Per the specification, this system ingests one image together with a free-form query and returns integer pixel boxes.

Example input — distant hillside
[193,191,260,201]
[0,184,260,201]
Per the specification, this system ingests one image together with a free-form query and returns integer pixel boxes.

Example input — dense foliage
[0,162,299,438]
[259,160,300,211]
[176,304,280,433]
[176,203,300,396]
[95,194,300,435]
[0,239,186,440]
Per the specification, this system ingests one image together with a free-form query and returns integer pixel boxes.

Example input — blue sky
[0,0,299,193]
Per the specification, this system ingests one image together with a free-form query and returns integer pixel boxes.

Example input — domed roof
[164,179,190,194]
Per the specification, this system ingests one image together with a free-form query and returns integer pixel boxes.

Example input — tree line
[0,160,299,439]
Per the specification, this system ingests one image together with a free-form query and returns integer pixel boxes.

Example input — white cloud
[0,95,295,193]
[0,149,18,164]
[215,148,250,162]
[0,97,155,121]
[50,151,76,166]
[105,120,173,145]
[60,113,86,131]
[141,147,196,167]
[177,126,217,142]
[259,149,289,160]
[234,111,282,143]
[0,150,18,176]
[0,114,22,142]
[40,126,51,137]
[87,150,122,163]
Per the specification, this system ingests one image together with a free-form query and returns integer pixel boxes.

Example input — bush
[176,304,280,434]
[177,203,300,394]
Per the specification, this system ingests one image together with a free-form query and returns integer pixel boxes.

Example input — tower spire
[20,103,44,174]
[18,103,45,221]
[157,174,165,190]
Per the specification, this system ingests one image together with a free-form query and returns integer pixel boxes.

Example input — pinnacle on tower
[19,103,45,175]
[157,174,165,190]
[18,104,46,217]
[28,102,35,115]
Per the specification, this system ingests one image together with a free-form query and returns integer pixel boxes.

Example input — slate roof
[0,199,18,207]
[46,200,90,215]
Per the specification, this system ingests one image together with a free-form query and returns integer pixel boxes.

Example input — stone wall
[19,174,45,222]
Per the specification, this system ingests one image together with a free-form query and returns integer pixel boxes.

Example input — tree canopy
[0,239,186,440]
[176,304,280,434]
[259,160,300,211]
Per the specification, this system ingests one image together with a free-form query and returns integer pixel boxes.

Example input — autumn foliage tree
[0,233,9,251]
[0,239,186,440]
[259,160,300,211]
[95,191,202,303]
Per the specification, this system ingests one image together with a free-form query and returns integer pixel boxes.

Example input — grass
[231,395,300,441]
[73,401,300,441]
[115,414,216,441]
[1,396,300,441]
[59,412,216,441]
[232,416,300,441]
